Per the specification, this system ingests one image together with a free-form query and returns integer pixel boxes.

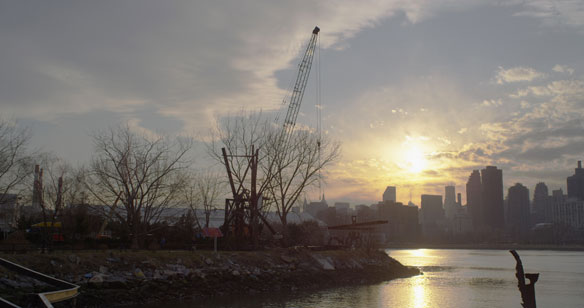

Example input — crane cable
[316,34,322,198]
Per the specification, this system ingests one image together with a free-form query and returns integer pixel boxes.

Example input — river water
[156,249,584,307]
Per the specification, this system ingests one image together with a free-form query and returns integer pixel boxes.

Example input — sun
[402,142,428,174]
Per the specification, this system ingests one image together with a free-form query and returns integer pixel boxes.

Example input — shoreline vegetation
[0,248,419,307]
[385,243,584,251]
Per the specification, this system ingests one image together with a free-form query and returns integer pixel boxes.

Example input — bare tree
[209,112,340,233]
[182,170,224,229]
[264,129,340,226]
[34,154,79,251]
[40,155,77,217]
[0,118,33,203]
[208,112,271,194]
[85,125,191,248]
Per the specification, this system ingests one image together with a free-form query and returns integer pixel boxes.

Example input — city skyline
[339,162,582,210]
[2,2,584,205]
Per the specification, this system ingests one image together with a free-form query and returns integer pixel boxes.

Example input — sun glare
[403,143,428,174]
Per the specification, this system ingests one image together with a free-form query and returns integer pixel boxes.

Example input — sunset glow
[1,1,582,207]
[402,142,429,174]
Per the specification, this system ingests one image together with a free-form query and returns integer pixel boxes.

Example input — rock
[142,259,156,266]
[106,257,121,263]
[99,266,108,274]
[134,268,145,279]
[104,277,127,289]
[89,274,104,284]
[205,258,213,265]
[231,270,240,277]
[350,259,364,269]
[311,254,335,270]
[0,278,30,289]
[68,254,80,264]
[280,255,295,263]
[163,270,178,276]
[153,271,163,279]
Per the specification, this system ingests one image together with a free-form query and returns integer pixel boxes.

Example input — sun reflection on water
[410,249,428,258]
[410,275,430,308]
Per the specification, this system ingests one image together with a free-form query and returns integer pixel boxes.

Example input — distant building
[532,182,549,224]
[421,194,444,224]
[332,202,351,224]
[420,194,445,239]
[546,188,584,229]
[507,183,531,238]
[466,170,482,227]
[444,185,460,219]
[450,206,473,234]
[551,197,584,229]
[355,204,375,222]
[333,202,350,214]
[550,189,565,223]
[304,194,328,218]
[567,160,584,201]
[376,200,419,242]
[383,186,396,202]
[481,166,505,229]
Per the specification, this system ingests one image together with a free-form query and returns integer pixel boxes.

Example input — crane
[221,26,321,246]
[282,26,320,136]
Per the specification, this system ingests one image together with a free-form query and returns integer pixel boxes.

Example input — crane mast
[220,26,321,248]
[282,26,320,135]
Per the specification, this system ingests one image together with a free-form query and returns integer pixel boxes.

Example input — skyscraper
[466,170,482,226]
[421,194,444,225]
[383,186,396,202]
[567,161,584,200]
[481,166,504,229]
[532,182,549,224]
[507,183,530,237]
[444,185,458,219]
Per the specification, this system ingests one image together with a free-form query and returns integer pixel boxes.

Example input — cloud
[553,64,575,75]
[495,66,544,84]
[2,0,584,205]
[517,0,584,29]
[514,79,584,97]
[478,74,584,182]
[482,99,503,107]
[4,1,495,131]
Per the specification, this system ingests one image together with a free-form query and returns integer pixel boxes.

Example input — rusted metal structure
[221,146,274,246]
[510,250,539,308]
[327,216,387,248]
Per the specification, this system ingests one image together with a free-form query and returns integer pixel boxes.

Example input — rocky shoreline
[0,248,420,307]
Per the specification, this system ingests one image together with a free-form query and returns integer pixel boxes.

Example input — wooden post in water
[510,250,539,308]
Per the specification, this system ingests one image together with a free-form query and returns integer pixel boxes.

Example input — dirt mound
[2,231,30,245]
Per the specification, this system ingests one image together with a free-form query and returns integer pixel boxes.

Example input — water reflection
[412,277,428,308]
[409,248,428,258]
[136,249,584,308]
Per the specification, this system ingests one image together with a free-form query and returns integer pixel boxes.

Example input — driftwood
[510,250,539,308]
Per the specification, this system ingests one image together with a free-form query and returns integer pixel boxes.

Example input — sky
[1,1,584,206]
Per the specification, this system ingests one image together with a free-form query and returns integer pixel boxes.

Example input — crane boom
[282,26,320,135]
